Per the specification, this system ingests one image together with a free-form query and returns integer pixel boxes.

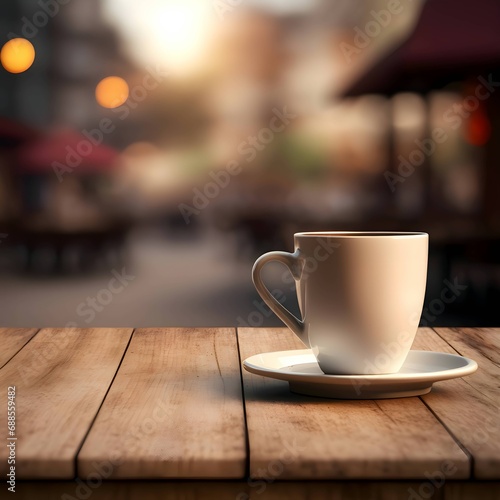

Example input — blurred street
[0,230,292,327]
[0,226,490,328]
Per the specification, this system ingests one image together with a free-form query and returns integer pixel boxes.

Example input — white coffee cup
[252,232,428,375]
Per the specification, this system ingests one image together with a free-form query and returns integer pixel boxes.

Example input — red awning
[18,129,120,174]
[341,0,500,96]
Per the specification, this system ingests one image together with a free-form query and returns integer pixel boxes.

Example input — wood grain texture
[444,482,500,500]
[413,327,500,479]
[434,327,500,404]
[16,481,249,500]
[238,327,469,480]
[0,328,38,368]
[20,481,500,500]
[10,481,500,500]
[0,328,133,479]
[78,328,246,479]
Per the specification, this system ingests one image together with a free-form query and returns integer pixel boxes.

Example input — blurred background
[0,0,499,327]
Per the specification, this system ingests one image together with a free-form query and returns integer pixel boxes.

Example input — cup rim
[294,231,428,238]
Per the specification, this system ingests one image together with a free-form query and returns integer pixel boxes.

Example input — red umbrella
[18,129,120,174]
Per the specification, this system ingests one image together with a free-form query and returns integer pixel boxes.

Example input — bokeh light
[103,0,212,75]
[0,38,35,74]
[95,76,129,108]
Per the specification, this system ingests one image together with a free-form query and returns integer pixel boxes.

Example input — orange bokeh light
[1,38,35,74]
[95,76,129,108]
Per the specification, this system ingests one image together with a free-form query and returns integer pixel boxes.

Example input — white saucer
[243,349,478,399]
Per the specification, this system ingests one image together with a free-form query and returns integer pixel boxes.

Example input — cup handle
[252,250,308,346]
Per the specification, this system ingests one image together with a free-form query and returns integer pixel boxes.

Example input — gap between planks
[73,328,137,478]
[236,327,470,480]
[0,328,40,369]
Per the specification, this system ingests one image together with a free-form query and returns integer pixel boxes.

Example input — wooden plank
[15,481,248,500]
[19,480,500,500]
[412,328,500,479]
[0,328,133,479]
[238,327,469,479]
[78,328,246,479]
[25,480,500,500]
[444,482,500,500]
[0,328,38,368]
[434,327,500,404]
[11,481,500,500]
[435,327,500,359]
[244,481,448,500]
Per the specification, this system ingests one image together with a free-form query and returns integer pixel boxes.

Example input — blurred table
[0,327,499,499]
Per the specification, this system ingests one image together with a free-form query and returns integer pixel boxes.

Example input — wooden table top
[0,327,499,498]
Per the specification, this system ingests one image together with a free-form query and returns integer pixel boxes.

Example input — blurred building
[0,0,138,273]
[51,0,133,129]
[337,0,500,322]
[0,2,51,126]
